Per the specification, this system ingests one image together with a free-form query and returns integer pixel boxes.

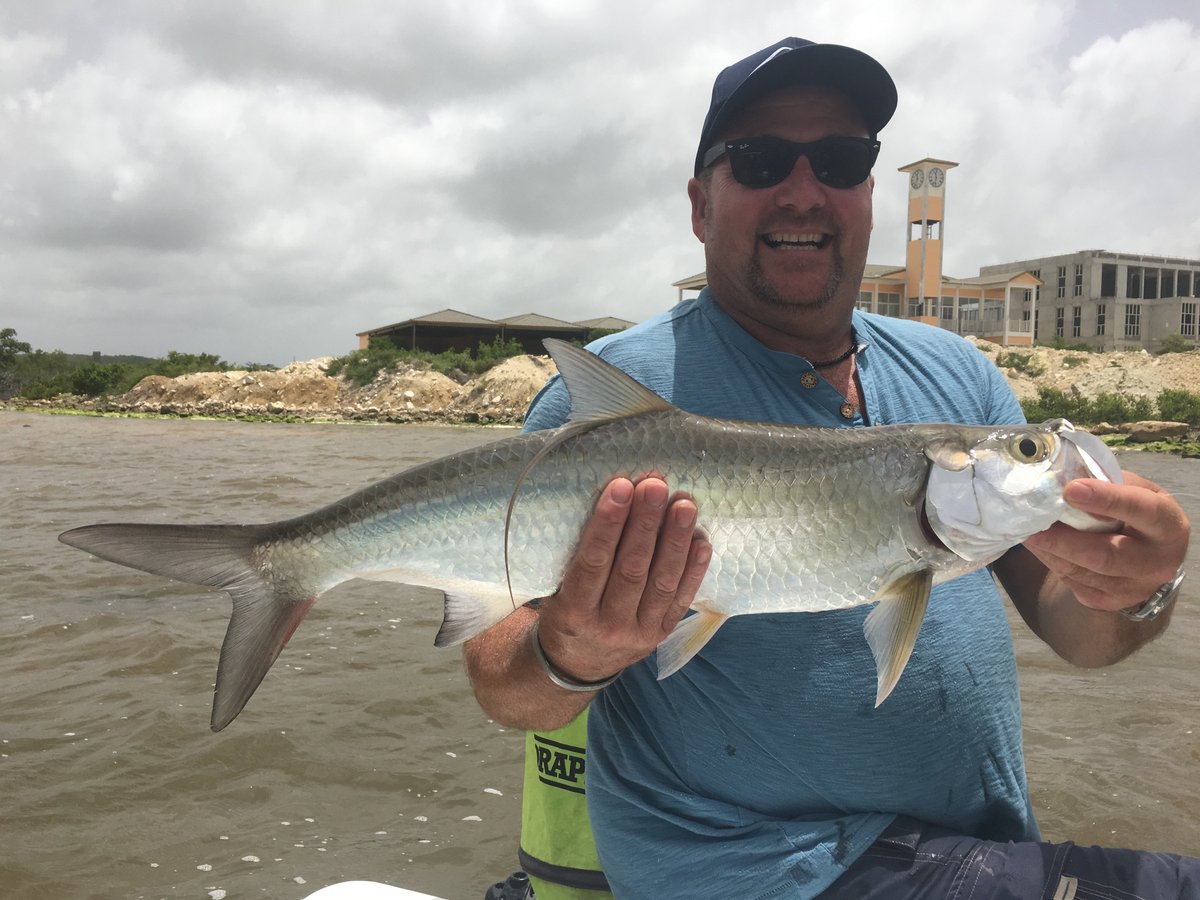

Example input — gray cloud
[1,1,1198,365]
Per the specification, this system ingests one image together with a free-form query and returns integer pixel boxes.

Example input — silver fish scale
[259,413,961,616]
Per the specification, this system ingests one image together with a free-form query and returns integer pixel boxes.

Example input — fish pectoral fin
[924,437,972,472]
[863,569,934,707]
[655,605,728,679]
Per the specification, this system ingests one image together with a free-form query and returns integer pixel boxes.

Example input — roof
[356,308,500,337]
[862,264,906,279]
[497,313,583,329]
[576,316,636,330]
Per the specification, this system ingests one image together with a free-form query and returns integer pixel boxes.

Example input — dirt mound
[449,354,558,422]
[15,342,1200,426]
[964,338,1200,403]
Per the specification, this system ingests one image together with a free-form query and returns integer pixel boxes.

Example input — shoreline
[5,342,1200,454]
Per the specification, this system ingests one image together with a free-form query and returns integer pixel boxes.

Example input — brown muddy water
[2,410,1198,899]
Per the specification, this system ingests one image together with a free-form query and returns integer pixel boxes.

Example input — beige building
[676,158,1200,351]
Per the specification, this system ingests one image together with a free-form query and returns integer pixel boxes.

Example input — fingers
[1023,472,1191,611]
[544,474,711,676]
[1062,474,1190,545]
[556,476,638,616]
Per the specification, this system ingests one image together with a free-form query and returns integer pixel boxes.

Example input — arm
[463,475,712,730]
[994,471,1190,667]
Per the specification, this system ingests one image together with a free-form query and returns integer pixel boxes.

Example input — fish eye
[1008,433,1052,463]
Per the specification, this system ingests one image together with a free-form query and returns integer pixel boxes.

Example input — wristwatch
[1119,568,1186,621]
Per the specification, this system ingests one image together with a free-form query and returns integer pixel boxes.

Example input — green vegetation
[1020,385,1190,425]
[1154,335,1199,355]
[1156,388,1200,425]
[0,327,275,400]
[325,335,530,387]
[995,351,1045,377]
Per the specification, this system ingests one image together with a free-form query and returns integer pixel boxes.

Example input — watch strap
[1119,568,1186,622]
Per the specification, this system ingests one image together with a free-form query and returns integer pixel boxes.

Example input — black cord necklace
[806,332,858,370]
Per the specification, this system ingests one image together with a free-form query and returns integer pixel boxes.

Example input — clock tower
[897,157,958,319]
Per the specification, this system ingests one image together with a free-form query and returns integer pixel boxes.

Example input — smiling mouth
[761,232,829,250]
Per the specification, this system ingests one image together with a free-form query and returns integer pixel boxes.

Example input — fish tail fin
[864,568,934,707]
[59,523,320,731]
[434,589,524,647]
[655,605,728,679]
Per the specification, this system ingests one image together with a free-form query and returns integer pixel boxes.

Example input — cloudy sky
[3,0,1198,366]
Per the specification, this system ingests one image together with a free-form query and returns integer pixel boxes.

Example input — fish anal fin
[863,569,933,707]
[434,588,521,648]
[655,605,728,679]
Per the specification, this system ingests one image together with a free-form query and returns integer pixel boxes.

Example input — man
[465,38,1194,898]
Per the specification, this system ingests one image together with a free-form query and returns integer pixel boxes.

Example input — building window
[1072,306,1082,338]
[1125,304,1141,339]
[941,296,955,320]
[1100,264,1117,297]
[1127,266,1142,298]
[1096,304,1106,336]
[1179,271,1193,298]
[1055,307,1065,337]
[907,298,925,317]
[1057,266,1067,299]
[958,300,979,325]
[1183,303,1197,338]
[1162,270,1176,299]
[1073,264,1083,296]
[1144,269,1159,300]
[878,292,900,317]
[857,291,874,312]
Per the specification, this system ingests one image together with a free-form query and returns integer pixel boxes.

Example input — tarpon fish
[59,340,1122,731]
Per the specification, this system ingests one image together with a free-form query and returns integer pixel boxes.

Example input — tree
[0,327,32,366]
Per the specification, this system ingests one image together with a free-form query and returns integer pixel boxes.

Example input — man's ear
[687,177,707,243]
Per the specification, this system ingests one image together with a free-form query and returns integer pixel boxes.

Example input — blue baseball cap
[695,37,897,176]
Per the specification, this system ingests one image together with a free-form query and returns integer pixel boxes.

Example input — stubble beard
[741,245,846,312]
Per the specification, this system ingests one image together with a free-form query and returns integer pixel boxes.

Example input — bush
[995,351,1045,377]
[1089,391,1154,424]
[70,363,130,397]
[1157,388,1200,425]
[1021,386,1091,424]
[324,336,529,387]
[1155,335,1198,355]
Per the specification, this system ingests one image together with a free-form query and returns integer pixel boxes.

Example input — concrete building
[979,250,1200,351]
[675,158,1200,351]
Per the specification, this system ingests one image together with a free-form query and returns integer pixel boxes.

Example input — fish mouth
[761,231,830,250]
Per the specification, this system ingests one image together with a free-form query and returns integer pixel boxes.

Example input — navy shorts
[821,815,1200,899]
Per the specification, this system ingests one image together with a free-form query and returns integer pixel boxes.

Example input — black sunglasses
[701,136,881,189]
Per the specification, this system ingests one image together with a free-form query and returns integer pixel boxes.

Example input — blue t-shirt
[524,290,1036,899]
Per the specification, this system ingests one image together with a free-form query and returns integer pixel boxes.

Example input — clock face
[929,167,945,188]
[910,169,925,190]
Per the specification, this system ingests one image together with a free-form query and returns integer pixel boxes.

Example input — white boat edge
[299,882,450,900]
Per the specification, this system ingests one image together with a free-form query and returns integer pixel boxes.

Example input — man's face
[689,85,875,323]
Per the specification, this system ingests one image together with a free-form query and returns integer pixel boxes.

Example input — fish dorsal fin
[543,338,672,424]
[502,342,672,609]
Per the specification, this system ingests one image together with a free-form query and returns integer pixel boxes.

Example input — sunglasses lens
[727,142,797,189]
[725,138,878,189]
[809,139,876,188]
